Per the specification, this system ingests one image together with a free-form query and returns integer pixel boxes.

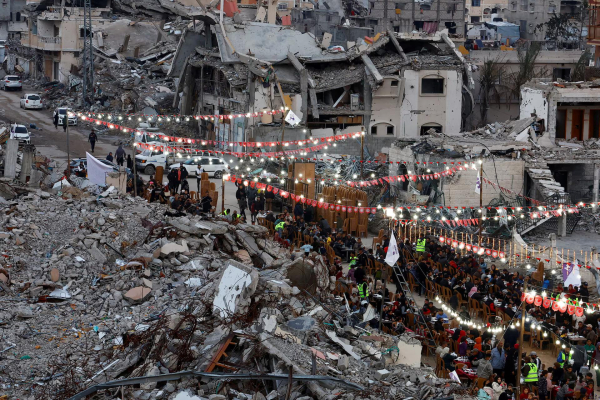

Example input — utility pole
[478,160,483,244]
[360,126,365,179]
[81,0,94,106]
[132,138,137,198]
[66,114,71,176]
[221,177,225,214]
[516,281,527,392]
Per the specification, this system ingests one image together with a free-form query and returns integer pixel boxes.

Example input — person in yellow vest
[416,236,427,253]
[275,221,285,234]
[358,281,369,299]
[522,356,538,390]
[557,346,573,368]
[348,256,358,268]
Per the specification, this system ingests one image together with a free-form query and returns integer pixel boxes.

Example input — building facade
[20,5,111,83]
[347,0,466,38]
[0,0,27,41]
[520,80,600,141]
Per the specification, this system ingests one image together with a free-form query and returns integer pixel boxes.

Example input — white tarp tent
[86,152,113,186]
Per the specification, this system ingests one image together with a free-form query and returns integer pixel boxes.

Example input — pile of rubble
[0,186,475,400]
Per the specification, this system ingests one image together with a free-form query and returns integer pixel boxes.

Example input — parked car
[53,107,77,126]
[168,157,229,178]
[9,124,31,144]
[135,150,189,175]
[0,75,22,91]
[20,93,43,110]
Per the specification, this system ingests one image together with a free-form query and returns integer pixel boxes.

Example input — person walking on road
[126,155,133,170]
[106,152,114,162]
[88,130,97,153]
[53,113,59,130]
[115,145,125,166]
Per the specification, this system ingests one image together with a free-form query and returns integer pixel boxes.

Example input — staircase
[514,162,581,235]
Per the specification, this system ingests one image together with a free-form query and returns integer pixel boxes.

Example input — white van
[168,157,229,178]
[134,149,190,175]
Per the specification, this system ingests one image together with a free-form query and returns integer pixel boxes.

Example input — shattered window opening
[421,77,445,95]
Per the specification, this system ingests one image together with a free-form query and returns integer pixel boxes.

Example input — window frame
[420,76,445,96]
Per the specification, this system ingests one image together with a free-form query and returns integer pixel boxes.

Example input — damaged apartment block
[170,18,474,150]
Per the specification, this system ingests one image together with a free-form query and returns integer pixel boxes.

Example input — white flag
[385,231,400,266]
[474,169,481,194]
[285,110,300,127]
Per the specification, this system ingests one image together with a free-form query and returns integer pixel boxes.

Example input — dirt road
[0,86,126,164]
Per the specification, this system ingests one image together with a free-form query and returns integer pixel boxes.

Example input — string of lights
[481,177,542,206]
[78,108,288,121]
[508,314,589,359]
[433,295,507,333]
[226,165,467,187]
[136,141,331,158]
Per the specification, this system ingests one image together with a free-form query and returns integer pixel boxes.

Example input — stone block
[337,354,349,371]
[375,369,390,380]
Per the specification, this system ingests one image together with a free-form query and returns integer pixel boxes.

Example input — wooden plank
[205,332,235,373]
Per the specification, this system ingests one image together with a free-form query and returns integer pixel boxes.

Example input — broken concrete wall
[169,29,208,77]
[547,163,598,202]
[389,144,526,207]
[400,69,463,138]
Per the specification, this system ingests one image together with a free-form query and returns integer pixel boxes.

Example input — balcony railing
[20,33,63,51]
[39,35,61,44]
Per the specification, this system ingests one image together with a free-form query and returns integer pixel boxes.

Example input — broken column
[19,144,34,183]
[593,163,599,203]
[3,139,18,178]
[558,213,567,237]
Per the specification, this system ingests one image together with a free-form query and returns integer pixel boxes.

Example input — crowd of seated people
[331,233,599,399]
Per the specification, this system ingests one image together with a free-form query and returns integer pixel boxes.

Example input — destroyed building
[465,0,509,25]
[520,79,600,141]
[18,3,112,82]
[170,20,474,152]
[467,49,581,128]
[0,0,28,41]
[290,7,373,46]
[345,0,465,38]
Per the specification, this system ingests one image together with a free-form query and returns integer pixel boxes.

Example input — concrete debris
[0,184,477,400]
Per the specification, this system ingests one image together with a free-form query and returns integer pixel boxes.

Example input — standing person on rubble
[167,168,178,194]
[88,129,97,153]
[115,145,125,167]
[239,195,248,219]
[265,188,274,211]
[173,166,187,194]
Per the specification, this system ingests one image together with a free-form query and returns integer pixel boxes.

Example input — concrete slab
[212,260,258,318]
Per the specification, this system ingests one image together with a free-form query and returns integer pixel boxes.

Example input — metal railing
[39,36,61,44]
